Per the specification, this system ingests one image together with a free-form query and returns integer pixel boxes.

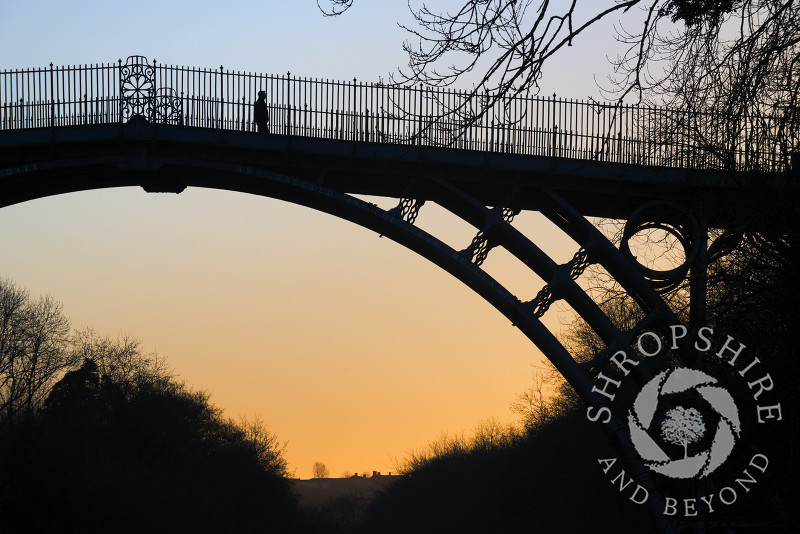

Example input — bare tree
[312,461,330,478]
[320,0,647,97]
[471,417,519,451]
[510,371,562,431]
[318,1,796,97]
[319,0,797,165]
[238,415,290,477]
[627,1,800,171]
[0,282,175,427]
[392,431,469,475]
[0,279,74,425]
[514,295,647,405]
[70,328,171,394]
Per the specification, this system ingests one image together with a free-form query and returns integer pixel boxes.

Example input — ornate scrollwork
[462,230,491,266]
[153,88,183,125]
[523,247,592,319]
[500,206,519,223]
[525,285,555,318]
[566,247,592,279]
[460,205,520,267]
[120,55,155,122]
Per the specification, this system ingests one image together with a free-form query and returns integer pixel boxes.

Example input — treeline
[0,278,299,532]
[359,413,652,533]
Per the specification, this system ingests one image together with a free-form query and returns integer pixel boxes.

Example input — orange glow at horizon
[1,0,623,478]
[0,187,579,478]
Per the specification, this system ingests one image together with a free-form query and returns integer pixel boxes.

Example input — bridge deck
[2,57,795,175]
[1,119,794,223]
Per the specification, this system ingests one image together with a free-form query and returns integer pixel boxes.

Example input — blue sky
[3,1,412,80]
[2,1,624,97]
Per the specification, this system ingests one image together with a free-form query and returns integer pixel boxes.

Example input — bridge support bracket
[141,182,187,194]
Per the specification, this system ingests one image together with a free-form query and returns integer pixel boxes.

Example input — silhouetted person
[254,90,269,133]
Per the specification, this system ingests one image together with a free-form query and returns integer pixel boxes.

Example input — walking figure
[254,90,269,133]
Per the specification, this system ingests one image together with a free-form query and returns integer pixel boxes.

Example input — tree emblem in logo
[628,368,741,479]
[661,406,705,458]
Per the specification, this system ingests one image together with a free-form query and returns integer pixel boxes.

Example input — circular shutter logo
[627,367,741,479]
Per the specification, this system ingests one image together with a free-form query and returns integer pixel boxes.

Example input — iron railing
[1,56,794,172]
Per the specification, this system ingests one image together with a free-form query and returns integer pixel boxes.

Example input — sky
[0,1,632,478]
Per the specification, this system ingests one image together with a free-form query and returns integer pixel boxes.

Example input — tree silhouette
[361,412,653,533]
[318,1,797,114]
[0,280,301,533]
[660,407,706,459]
[1,357,299,532]
[0,279,75,426]
[312,461,330,478]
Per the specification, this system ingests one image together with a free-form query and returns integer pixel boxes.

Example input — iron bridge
[1,55,798,532]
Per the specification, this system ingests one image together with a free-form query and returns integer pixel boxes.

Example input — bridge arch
[0,117,692,429]
[1,118,682,396]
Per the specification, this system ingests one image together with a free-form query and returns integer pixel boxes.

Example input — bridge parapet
[1,55,794,173]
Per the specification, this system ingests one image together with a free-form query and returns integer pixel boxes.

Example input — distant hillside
[292,472,399,507]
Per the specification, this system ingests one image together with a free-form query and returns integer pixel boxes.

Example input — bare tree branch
[317,0,354,17]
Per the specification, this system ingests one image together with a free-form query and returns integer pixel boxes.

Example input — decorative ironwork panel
[460,205,519,267]
[566,247,592,279]
[389,197,425,225]
[153,88,183,125]
[523,247,592,318]
[461,229,491,266]
[120,55,155,122]
[525,284,555,318]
